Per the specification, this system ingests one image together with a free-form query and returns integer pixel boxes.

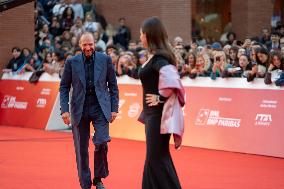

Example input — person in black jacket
[114,17,131,50]
[6,47,25,72]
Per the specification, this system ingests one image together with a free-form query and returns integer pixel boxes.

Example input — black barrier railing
[0,0,34,12]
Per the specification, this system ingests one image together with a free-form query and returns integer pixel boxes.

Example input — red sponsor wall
[185,87,283,158]
[109,82,284,158]
[0,80,59,129]
[1,75,284,157]
[109,84,145,140]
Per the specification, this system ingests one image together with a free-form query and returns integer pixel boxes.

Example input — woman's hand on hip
[145,94,160,106]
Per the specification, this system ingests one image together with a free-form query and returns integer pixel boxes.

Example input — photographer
[210,51,227,80]
[173,44,186,76]
[242,38,253,56]
[247,47,269,82]
[116,54,136,77]
[222,46,241,78]
[189,53,211,79]
[180,52,196,78]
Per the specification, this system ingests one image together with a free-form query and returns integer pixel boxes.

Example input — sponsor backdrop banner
[185,87,284,158]
[0,76,283,157]
[111,85,284,158]
[0,80,59,129]
[109,85,145,140]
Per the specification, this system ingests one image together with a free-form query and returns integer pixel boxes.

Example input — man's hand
[110,112,117,123]
[61,112,71,126]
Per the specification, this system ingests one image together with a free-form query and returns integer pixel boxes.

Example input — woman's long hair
[141,17,176,65]
[255,47,270,67]
[269,51,284,70]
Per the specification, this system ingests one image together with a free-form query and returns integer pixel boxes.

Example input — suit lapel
[94,52,103,83]
[76,53,86,89]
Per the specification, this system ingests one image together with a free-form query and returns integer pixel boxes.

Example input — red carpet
[0,126,284,189]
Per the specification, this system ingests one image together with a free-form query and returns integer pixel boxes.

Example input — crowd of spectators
[3,0,284,86]
[173,28,284,87]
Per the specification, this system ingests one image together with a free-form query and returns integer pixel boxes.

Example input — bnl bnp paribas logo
[195,109,241,127]
[1,95,28,109]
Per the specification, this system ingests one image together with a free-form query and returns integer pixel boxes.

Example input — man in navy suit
[60,32,119,189]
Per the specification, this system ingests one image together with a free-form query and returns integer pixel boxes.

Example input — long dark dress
[139,55,182,189]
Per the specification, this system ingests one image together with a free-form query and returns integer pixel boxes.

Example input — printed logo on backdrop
[36,98,47,108]
[260,100,277,109]
[255,114,272,126]
[128,103,140,118]
[117,99,126,119]
[16,86,24,91]
[1,95,28,110]
[40,88,51,95]
[124,92,137,97]
[195,109,241,127]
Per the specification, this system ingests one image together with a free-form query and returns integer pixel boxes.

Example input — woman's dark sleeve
[152,57,170,72]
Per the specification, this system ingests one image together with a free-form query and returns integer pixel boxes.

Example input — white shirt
[84,22,100,33]
[96,40,106,52]
[52,4,67,16]
[70,3,84,21]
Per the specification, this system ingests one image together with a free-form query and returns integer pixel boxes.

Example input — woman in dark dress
[138,17,182,189]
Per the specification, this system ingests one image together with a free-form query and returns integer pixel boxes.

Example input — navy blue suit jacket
[59,52,119,126]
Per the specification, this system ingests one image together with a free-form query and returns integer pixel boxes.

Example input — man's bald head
[79,32,94,44]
